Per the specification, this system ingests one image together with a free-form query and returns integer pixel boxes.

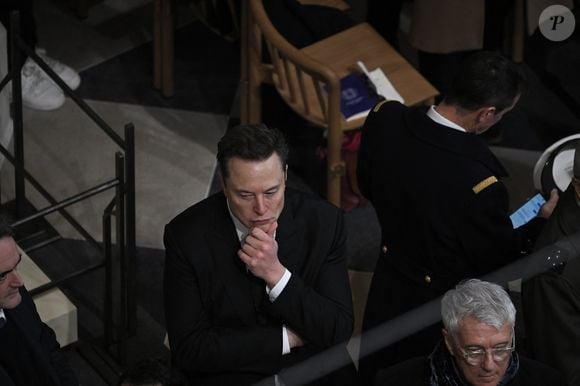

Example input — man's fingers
[266,221,278,238]
[546,188,559,207]
[538,188,559,218]
[238,249,253,266]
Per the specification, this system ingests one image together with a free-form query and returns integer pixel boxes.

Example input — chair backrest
[247,0,343,130]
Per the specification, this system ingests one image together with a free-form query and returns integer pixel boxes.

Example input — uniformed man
[356,51,559,383]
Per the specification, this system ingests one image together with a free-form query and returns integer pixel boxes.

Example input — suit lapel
[7,291,61,386]
[208,199,259,326]
[276,193,301,274]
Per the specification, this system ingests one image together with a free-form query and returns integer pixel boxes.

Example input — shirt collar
[226,199,249,243]
[427,105,466,132]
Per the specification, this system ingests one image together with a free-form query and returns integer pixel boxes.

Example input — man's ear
[219,173,226,191]
[284,165,288,181]
[442,328,455,356]
[476,106,496,124]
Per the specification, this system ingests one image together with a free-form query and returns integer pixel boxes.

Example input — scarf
[427,340,520,386]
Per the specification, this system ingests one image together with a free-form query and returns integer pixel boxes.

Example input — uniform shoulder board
[472,176,498,194]
[373,100,388,112]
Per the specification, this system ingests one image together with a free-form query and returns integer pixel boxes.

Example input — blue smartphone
[510,193,546,229]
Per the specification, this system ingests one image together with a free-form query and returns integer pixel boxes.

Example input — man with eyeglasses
[0,216,78,385]
[374,279,564,386]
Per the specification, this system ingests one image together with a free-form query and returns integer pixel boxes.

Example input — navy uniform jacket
[164,188,356,385]
[0,287,78,386]
[357,101,545,375]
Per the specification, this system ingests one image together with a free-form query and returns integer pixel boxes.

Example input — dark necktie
[0,316,6,328]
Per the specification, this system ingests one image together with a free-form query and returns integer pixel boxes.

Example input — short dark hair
[0,214,14,240]
[118,358,187,386]
[444,51,527,112]
[217,124,289,179]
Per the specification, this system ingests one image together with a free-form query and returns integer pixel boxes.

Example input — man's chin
[3,292,22,309]
[475,375,499,385]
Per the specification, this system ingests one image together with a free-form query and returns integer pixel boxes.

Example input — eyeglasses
[459,335,515,366]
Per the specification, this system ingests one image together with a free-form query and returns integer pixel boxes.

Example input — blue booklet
[330,73,380,121]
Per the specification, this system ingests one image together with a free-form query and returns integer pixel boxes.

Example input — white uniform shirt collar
[427,105,466,132]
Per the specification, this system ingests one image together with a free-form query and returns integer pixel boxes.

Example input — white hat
[533,134,580,195]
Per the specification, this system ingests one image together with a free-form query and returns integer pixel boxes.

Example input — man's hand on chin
[239,221,286,287]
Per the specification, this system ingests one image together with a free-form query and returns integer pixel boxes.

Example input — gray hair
[441,279,516,336]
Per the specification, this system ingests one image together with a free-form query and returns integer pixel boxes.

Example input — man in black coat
[374,279,565,386]
[164,124,356,385]
[357,51,559,382]
[522,165,580,386]
[0,217,78,386]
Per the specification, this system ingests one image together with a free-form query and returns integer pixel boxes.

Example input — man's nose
[10,270,24,288]
[481,351,498,371]
[254,195,267,214]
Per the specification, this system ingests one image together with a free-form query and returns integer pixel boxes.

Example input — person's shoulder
[518,356,565,385]
[374,357,428,385]
[371,100,407,114]
[365,100,410,122]
[166,192,226,230]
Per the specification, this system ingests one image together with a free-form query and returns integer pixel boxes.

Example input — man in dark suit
[164,124,356,385]
[0,217,78,385]
[357,51,559,382]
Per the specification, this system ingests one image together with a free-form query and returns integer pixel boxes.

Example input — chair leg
[326,127,344,208]
[245,1,262,124]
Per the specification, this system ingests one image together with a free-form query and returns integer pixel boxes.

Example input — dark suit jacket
[164,188,355,385]
[357,101,545,376]
[1,287,78,386]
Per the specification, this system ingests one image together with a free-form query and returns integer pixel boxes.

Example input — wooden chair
[240,0,438,208]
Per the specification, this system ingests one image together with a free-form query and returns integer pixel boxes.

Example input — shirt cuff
[265,269,291,302]
[282,325,291,355]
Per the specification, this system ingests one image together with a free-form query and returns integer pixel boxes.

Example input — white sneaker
[20,58,65,111]
[35,48,81,91]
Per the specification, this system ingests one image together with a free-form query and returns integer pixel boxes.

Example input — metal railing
[0,10,136,367]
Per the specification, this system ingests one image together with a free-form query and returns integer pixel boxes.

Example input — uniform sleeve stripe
[472,176,498,194]
[373,100,388,112]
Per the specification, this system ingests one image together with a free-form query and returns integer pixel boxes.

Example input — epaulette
[472,176,498,194]
[373,100,388,112]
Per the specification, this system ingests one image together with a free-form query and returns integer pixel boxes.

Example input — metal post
[103,200,115,348]
[114,151,126,363]
[124,123,137,336]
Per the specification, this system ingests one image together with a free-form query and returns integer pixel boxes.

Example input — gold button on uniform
[424,275,432,284]
[382,245,388,254]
